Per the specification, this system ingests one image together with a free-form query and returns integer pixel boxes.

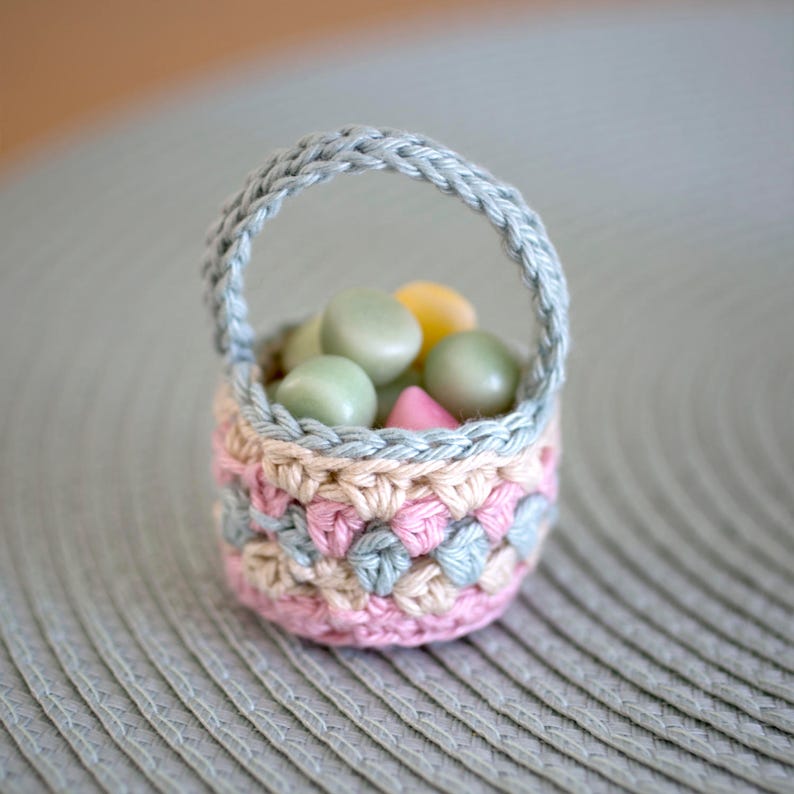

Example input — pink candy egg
[385,386,460,431]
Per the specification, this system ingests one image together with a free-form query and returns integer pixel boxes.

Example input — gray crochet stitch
[203,125,569,461]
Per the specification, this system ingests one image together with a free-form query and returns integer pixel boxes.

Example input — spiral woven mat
[1,5,793,792]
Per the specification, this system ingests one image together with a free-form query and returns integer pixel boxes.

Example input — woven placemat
[1,4,792,792]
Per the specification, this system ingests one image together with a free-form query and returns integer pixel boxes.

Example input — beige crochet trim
[391,557,458,617]
[216,382,560,521]
[213,379,239,425]
[477,543,520,595]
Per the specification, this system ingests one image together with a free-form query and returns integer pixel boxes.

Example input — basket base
[224,550,532,648]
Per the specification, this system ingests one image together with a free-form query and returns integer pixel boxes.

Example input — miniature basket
[203,125,569,647]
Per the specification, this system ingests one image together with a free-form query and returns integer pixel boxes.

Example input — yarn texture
[205,126,568,646]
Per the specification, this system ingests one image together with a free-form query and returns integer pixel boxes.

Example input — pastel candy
[282,314,323,372]
[375,367,422,425]
[385,386,460,431]
[321,287,422,385]
[394,280,477,363]
[424,330,520,419]
[275,355,377,427]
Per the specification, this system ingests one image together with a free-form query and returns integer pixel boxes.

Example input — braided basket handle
[203,125,569,409]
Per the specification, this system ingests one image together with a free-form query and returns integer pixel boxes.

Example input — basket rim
[225,326,559,463]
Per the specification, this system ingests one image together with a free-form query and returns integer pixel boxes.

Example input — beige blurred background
[1,0,608,167]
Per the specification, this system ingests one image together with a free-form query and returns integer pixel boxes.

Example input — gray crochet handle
[203,125,569,454]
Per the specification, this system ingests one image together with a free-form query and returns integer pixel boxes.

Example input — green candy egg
[282,314,323,372]
[275,355,377,427]
[321,287,422,386]
[424,330,520,420]
[375,367,423,425]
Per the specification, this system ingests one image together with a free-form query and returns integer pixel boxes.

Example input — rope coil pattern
[203,126,569,461]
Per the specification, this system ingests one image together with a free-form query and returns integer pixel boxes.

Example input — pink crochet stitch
[389,496,451,556]
[305,499,366,557]
[474,480,526,544]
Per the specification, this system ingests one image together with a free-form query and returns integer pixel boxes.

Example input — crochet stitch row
[217,464,558,559]
[219,510,550,628]
[218,481,554,595]
[223,545,541,647]
[203,126,569,461]
[213,381,561,521]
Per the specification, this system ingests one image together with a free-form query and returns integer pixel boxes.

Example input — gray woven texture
[1,4,792,792]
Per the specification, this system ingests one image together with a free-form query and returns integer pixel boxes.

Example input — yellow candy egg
[394,281,477,363]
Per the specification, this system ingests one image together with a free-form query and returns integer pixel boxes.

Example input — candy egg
[320,287,422,386]
[275,355,377,427]
[281,314,323,372]
[424,330,520,419]
[385,386,460,431]
[375,367,422,425]
[394,280,477,363]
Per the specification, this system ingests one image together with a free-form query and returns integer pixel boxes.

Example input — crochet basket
[204,126,569,647]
